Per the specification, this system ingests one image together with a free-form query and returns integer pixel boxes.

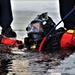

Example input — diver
[24,12,66,52]
[25,12,75,52]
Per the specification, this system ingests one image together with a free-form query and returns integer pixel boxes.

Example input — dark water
[0,1,75,75]
[0,52,61,75]
[0,46,74,75]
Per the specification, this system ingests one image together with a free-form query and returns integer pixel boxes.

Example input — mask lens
[27,22,43,39]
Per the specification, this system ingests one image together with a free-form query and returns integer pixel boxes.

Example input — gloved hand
[1,37,24,49]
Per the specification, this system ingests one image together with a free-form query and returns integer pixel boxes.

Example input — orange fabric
[1,37,16,46]
[60,32,75,48]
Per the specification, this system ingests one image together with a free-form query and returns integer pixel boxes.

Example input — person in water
[25,12,75,52]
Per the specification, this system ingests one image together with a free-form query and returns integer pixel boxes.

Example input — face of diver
[32,23,43,32]
[27,22,43,39]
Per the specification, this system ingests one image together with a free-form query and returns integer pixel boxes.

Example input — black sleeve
[0,0,13,28]
[59,0,75,29]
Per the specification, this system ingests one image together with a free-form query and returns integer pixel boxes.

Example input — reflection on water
[0,59,9,75]
[0,49,74,75]
[8,60,31,75]
[0,51,60,75]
